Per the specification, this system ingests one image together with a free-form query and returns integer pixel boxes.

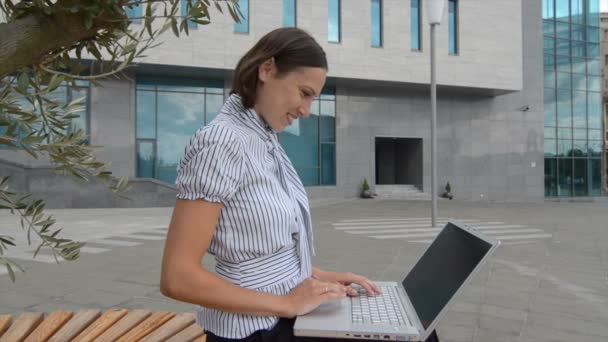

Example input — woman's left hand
[312,268,382,297]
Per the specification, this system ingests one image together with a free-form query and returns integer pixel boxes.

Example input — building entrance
[375,137,423,190]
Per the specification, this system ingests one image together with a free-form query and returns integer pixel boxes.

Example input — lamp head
[426,0,445,25]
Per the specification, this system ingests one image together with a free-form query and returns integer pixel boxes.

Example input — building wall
[134,0,523,92]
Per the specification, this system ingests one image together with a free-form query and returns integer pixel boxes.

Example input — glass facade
[283,0,296,27]
[371,0,382,47]
[181,0,197,29]
[543,0,602,197]
[234,0,249,33]
[136,79,337,187]
[328,0,341,43]
[135,78,224,184]
[279,88,336,186]
[411,0,421,51]
[448,0,458,55]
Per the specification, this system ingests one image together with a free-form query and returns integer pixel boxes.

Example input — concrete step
[374,185,431,201]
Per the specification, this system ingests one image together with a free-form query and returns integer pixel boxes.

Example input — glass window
[545,139,556,157]
[545,158,558,196]
[572,140,587,157]
[557,72,571,89]
[448,0,458,55]
[545,70,556,87]
[572,41,586,57]
[543,0,554,19]
[588,0,599,27]
[587,26,600,42]
[557,88,572,127]
[558,158,573,196]
[181,0,197,29]
[544,88,557,126]
[571,24,585,40]
[573,128,587,139]
[234,0,249,33]
[572,73,586,91]
[571,0,584,25]
[205,93,223,124]
[137,91,156,139]
[136,78,224,185]
[556,55,570,72]
[586,59,600,75]
[283,0,296,27]
[279,88,336,186]
[371,0,382,47]
[544,54,555,71]
[558,139,572,156]
[587,92,601,128]
[558,127,573,139]
[588,141,602,156]
[573,158,588,196]
[556,39,570,56]
[328,0,341,42]
[544,37,555,55]
[589,159,602,195]
[545,127,557,139]
[125,3,142,23]
[555,0,570,22]
[137,141,155,178]
[411,0,421,51]
[556,22,569,39]
[586,43,600,57]
[571,56,586,73]
[587,75,601,92]
[572,90,586,128]
[588,129,601,140]
[544,20,555,36]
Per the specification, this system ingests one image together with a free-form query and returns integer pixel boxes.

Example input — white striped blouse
[175,94,315,339]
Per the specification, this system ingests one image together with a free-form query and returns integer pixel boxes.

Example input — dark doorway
[375,137,423,189]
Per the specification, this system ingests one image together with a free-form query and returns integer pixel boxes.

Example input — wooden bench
[0,309,206,341]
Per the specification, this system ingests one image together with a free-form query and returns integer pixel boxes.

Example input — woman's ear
[258,58,276,83]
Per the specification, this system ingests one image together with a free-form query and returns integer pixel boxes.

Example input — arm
[160,199,348,318]
[160,199,291,317]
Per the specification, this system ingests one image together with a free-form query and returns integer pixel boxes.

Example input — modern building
[600,11,608,194]
[1,0,604,208]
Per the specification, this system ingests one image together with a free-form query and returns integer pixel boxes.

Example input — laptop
[294,221,500,341]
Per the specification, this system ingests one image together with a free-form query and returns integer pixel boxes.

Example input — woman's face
[254,59,327,133]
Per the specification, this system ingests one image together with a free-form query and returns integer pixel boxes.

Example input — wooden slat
[0,315,12,338]
[93,310,151,342]
[139,313,196,342]
[164,323,205,342]
[71,309,128,342]
[24,311,73,342]
[47,309,101,342]
[115,311,175,342]
[0,312,43,342]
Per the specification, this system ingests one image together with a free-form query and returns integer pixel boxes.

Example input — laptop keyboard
[351,285,411,326]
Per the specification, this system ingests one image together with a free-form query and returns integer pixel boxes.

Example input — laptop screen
[402,222,492,329]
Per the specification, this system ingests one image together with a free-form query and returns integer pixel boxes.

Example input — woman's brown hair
[231,27,328,108]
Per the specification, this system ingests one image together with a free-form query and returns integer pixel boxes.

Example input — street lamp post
[426,0,444,227]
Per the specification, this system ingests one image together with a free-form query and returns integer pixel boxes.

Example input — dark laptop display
[403,222,493,329]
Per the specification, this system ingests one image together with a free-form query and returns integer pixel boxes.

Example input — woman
[161,27,438,342]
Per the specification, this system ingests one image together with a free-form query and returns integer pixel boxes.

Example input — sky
[603,0,608,12]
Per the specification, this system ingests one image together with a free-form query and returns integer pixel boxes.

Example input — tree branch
[0,6,123,78]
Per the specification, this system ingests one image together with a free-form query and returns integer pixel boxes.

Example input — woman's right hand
[282,278,348,317]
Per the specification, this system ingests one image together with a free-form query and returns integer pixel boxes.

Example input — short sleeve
[175,125,244,203]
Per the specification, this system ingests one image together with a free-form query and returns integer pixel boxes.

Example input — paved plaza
[1,199,607,342]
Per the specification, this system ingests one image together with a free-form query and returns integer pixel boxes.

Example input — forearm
[161,266,291,317]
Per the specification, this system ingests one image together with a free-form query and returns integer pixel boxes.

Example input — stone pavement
[1,199,607,342]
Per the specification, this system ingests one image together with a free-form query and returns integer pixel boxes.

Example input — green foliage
[362,178,370,192]
[0,0,239,281]
[445,181,451,193]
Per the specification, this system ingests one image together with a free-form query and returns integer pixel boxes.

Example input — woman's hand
[312,268,382,297]
[282,278,348,317]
